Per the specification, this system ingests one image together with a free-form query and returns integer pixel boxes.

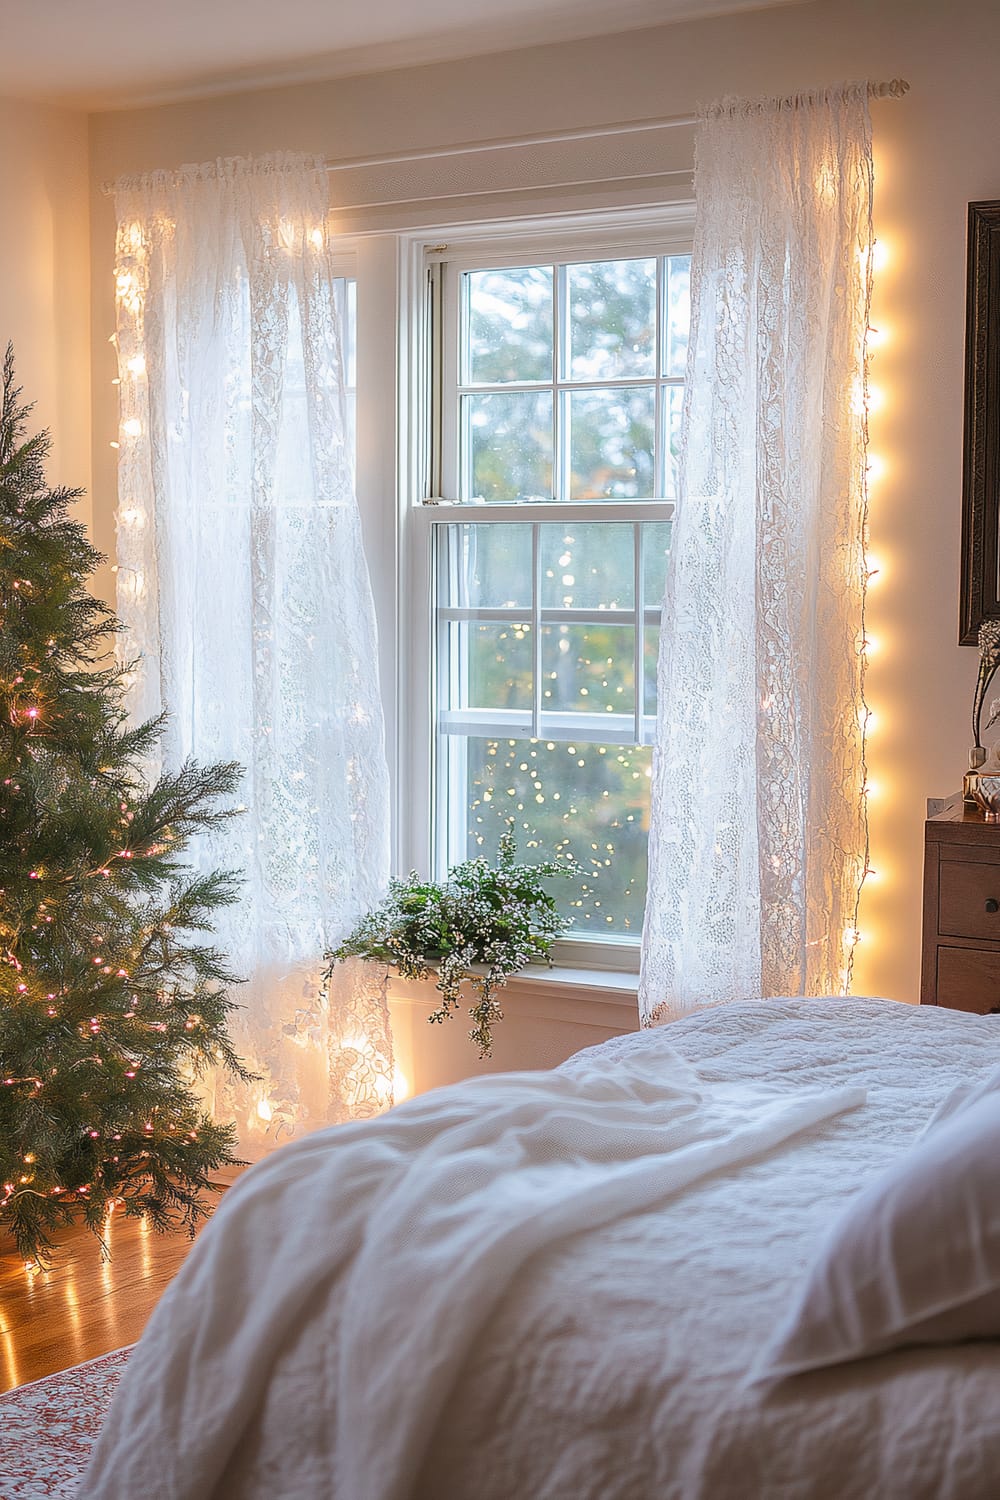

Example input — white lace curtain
[112,154,393,1145]
[640,84,874,1024]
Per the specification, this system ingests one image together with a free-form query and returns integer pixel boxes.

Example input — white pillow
[757,1088,1000,1380]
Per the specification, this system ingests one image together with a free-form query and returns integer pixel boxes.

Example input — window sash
[397,215,695,960]
[440,256,686,507]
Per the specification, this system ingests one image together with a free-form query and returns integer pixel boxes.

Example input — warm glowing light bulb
[122,418,142,438]
[126,354,146,376]
[850,377,866,417]
[858,240,890,276]
[866,452,886,485]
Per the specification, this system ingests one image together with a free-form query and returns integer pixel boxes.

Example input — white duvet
[82,998,1000,1499]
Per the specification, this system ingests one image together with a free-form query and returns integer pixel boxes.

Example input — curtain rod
[323,78,909,176]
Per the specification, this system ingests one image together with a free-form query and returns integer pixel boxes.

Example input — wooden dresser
[921,800,1000,1013]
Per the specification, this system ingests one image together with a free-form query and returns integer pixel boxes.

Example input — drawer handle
[986,899,1000,914]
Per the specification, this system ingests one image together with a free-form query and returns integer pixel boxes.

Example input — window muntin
[431,247,691,944]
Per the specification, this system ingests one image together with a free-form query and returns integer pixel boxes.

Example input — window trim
[396,206,695,969]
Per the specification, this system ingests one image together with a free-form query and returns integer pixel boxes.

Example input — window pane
[644,624,659,717]
[465,390,552,501]
[540,522,634,610]
[465,737,651,935]
[540,623,635,716]
[566,386,655,499]
[466,623,533,711]
[663,255,691,378]
[277,279,357,493]
[466,267,553,385]
[567,258,657,381]
[337,278,356,481]
[663,385,684,502]
[641,521,671,605]
[439,523,533,609]
[340,278,357,388]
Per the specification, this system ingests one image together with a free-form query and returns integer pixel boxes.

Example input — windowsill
[386,962,640,1030]
[512,963,639,998]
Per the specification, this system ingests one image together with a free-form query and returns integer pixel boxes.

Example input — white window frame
[396,206,695,970]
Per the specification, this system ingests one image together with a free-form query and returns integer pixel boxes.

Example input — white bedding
[83,998,1000,1499]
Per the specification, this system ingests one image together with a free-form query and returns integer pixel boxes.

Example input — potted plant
[324,826,574,1056]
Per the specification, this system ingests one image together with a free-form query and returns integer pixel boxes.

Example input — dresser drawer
[921,805,1000,1011]
[936,946,1000,1014]
[938,857,1000,940]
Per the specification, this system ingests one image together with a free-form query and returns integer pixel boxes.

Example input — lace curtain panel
[640,85,874,1025]
[112,154,393,1145]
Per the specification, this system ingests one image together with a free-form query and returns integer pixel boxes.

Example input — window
[404,220,692,957]
[339,277,358,477]
[272,271,356,475]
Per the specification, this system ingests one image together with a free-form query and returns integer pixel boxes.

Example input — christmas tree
[0,346,250,1265]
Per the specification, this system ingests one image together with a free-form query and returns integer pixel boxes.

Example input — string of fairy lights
[839,235,891,992]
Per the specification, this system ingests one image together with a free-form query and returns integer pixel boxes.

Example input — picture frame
[960,199,1000,644]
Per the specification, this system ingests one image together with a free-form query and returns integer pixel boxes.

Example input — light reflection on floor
[0,1184,235,1392]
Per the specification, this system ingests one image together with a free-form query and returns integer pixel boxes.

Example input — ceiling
[0,0,803,111]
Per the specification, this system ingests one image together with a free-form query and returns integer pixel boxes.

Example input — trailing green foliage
[0,346,250,1264]
[325,824,574,1057]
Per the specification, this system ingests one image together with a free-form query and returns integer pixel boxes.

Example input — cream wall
[0,97,91,526]
[85,0,1000,1075]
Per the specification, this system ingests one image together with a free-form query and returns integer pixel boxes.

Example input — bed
[80,997,1000,1499]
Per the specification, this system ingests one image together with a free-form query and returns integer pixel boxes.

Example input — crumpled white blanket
[79,1045,862,1500]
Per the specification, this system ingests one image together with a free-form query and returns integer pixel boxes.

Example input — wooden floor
[0,1178,237,1393]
